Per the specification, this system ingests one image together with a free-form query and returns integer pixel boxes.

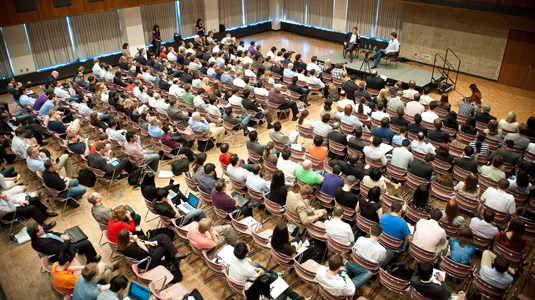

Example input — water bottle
[120,190,124,198]
[373,46,377,52]
[9,232,15,242]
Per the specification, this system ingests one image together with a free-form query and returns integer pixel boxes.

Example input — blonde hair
[198,217,213,233]
[96,83,106,97]
[111,205,127,222]
[377,89,388,102]
[200,77,210,88]
[506,111,516,124]
[324,59,331,70]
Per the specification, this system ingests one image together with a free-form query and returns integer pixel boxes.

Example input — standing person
[196,19,206,46]
[371,32,399,69]
[152,25,161,55]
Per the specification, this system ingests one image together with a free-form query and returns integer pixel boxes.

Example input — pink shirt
[405,101,425,116]
[412,219,446,253]
[187,223,217,250]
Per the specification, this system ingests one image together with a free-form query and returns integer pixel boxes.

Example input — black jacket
[408,123,428,136]
[87,152,114,177]
[475,112,496,124]
[390,116,410,127]
[410,275,451,300]
[428,129,450,143]
[0,121,14,135]
[354,90,372,103]
[114,77,128,88]
[330,160,365,180]
[159,80,171,92]
[327,130,348,147]
[31,232,70,262]
[454,157,478,173]
[271,65,283,76]
[181,73,193,84]
[343,81,358,101]
[409,160,433,180]
[488,148,519,166]
[137,55,148,66]
[345,32,360,45]
[289,83,308,95]
[242,98,261,113]
[365,76,385,91]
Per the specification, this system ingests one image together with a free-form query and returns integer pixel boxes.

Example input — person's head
[464,145,474,157]
[413,185,429,207]
[492,155,503,168]
[198,217,213,234]
[109,275,129,295]
[220,143,230,154]
[463,173,478,194]
[28,146,39,159]
[437,143,449,157]
[298,110,309,125]
[483,104,491,114]
[506,111,517,124]
[233,242,248,259]
[368,186,381,203]
[424,153,434,163]
[494,255,509,273]
[429,101,437,111]
[313,135,323,147]
[215,178,226,193]
[281,148,291,161]
[272,223,291,249]
[352,26,358,34]
[372,136,382,147]
[369,167,382,182]
[487,120,498,135]
[15,127,26,137]
[483,208,495,223]
[345,175,357,189]
[381,117,389,128]
[81,263,99,281]
[515,170,529,188]
[328,254,344,272]
[248,130,258,142]
[87,192,103,206]
[250,163,261,176]
[271,170,285,190]
[417,261,433,281]
[497,178,509,191]
[153,24,160,32]
[95,142,107,154]
[402,138,410,148]
[322,113,331,124]
[456,226,473,248]
[111,205,127,222]
[433,118,442,130]
[444,199,460,224]
[116,229,132,252]
[507,217,526,247]
[57,249,75,267]
[229,154,239,167]
[299,184,313,198]
[429,208,442,221]
[203,163,215,176]
[391,202,403,214]
[156,188,169,202]
[414,113,422,124]
[27,223,44,239]
[44,159,56,172]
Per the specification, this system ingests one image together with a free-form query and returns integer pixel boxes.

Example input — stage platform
[318,51,435,88]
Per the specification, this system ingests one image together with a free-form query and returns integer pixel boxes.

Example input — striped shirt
[469,141,489,156]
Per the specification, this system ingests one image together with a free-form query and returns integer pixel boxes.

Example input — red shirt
[107,219,135,244]
[89,143,107,153]
[219,153,241,167]
[159,52,168,59]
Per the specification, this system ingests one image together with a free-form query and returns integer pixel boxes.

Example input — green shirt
[479,165,505,182]
[295,166,322,185]
[183,92,194,104]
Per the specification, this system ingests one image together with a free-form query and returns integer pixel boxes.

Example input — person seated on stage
[411,262,457,300]
[187,217,238,249]
[116,229,187,270]
[344,26,360,63]
[28,222,101,263]
[0,189,57,230]
[87,142,129,179]
[371,32,399,69]
[315,254,371,297]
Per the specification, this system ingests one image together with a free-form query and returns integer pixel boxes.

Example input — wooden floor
[0,31,534,300]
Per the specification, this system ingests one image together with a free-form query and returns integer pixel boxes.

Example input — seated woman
[508,170,532,195]
[496,217,528,253]
[483,120,502,142]
[407,184,433,212]
[107,205,142,244]
[269,171,287,206]
[443,111,459,132]
[319,99,339,121]
[454,173,479,202]
[460,117,477,135]
[356,96,372,116]
[137,111,150,130]
[355,186,383,222]
[498,111,518,133]
[469,132,489,157]
[90,112,109,131]
[448,227,476,265]
[297,110,315,129]
[140,171,187,203]
[271,223,302,257]
[263,142,278,164]
[435,143,454,165]
[245,273,308,300]
[116,229,187,270]
[192,152,208,180]
[441,199,465,227]
[0,173,26,198]
[361,167,400,194]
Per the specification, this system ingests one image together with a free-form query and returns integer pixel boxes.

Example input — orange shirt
[306,145,328,169]
[51,262,79,294]
[187,223,217,250]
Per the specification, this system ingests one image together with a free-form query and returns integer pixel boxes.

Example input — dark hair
[464,145,474,156]
[412,185,429,208]
[110,275,129,292]
[281,148,291,160]
[229,154,239,166]
[322,113,330,123]
[126,131,136,142]
[504,217,526,250]
[271,170,285,193]
[483,208,495,223]
[220,143,229,153]
[156,188,168,201]
[516,170,529,188]
[414,113,422,124]
[273,121,282,132]
[233,242,248,259]
[417,262,433,281]
[271,223,294,255]
[369,167,382,182]
[192,153,207,173]
[314,135,323,147]
[328,255,343,271]
[475,132,486,153]
[494,255,509,273]
[58,249,75,266]
[457,227,473,248]
[391,202,403,213]
[204,163,216,175]
[245,274,272,299]
[368,186,381,203]
[492,155,504,168]
[430,208,442,221]
[249,130,258,142]
[251,164,261,175]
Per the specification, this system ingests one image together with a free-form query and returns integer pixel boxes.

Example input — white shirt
[245,173,270,194]
[233,78,245,88]
[169,84,184,98]
[283,68,295,78]
[481,187,516,214]
[412,219,447,253]
[338,99,355,112]
[19,95,35,106]
[315,266,356,297]
[227,164,250,185]
[193,96,205,109]
[349,33,358,44]
[469,218,499,240]
[306,63,321,76]
[138,92,149,104]
[229,95,243,107]
[266,51,275,59]
[244,69,255,78]
[104,71,114,83]
[228,256,257,285]
[526,143,535,155]
[419,95,434,105]
[371,111,390,121]
[54,87,70,101]
[324,219,354,246]
[296,73,308,82]
[154,99,170,114]
[185,48,196,55]
[133,86,141,98]
[353,237,386,264]
[92,64,102,76]
[167,52,177,62]
[307,76,325,88]
[402,89,418,100]
[421,111,439,123]
[411,140,436,155]
[277,158,299,185]
[254,88,269,97]
[363,145,387,166]
[142,72,156,84]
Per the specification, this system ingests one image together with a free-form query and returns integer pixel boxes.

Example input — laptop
[64,226,88,244]
[177,193,200,214]
[124,281,150,300]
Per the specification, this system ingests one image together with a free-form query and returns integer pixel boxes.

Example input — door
[499,29,535,91]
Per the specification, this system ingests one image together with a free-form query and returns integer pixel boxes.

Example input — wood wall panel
[0,0,176,27]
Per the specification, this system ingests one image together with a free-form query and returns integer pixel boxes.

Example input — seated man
[428,118,450,144]
[187,217,238,250]
[43,160,86,206]
[196,163,217,194]
[353,224,394,268]
[408,114,428,136]
[335,175,360,209]
[227,154,250,186]
[0,189,57,230]
[88,192,140,227]
[480,155,506,181]
[411,131,436,155]
[371,32,399,69]
[72,262,113,300]
[211,178,253,218]
[320,164,344,198]
[324,206,354,246]
[295,160,323,186]
[469,208,499,240]
[286,185,326,226]
[229,242,279,285]
[313,114,334,138]
[105,119,126,146]
[391,139,413,170]
[87,142,129,179]
[479,251,513,289]
[152,188,205,223]
[408,153,434,181]
[160,124,195,162]
[392,125,409,146]
[306,136,328,170]
[410,262,453,300]
[11,127,50,158]
[454,146,478,173]
[363,136,387,166]
[50,249,82,295]
[277,148,299,186]
[97,275,129,300]
[371,118,395,144]
[269,121,294,146]
[124,131,161,172]
[189,112,226,147]
[223,107,252,136]
[28,223,101,263]
[481,178,516,215]
[47,111,82,138]
[412,209,447,256]
[330,153,365,181]
[245,164,270,194]
[245,130,265,156]
[379,202,411,249]
[66,132,90,155]
[147,116,164,138]
[315,254,371,296]
[242,90,273,129]
[268,84,299,121]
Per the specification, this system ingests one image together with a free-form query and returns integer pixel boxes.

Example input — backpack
[387,262,414,281]
[128,168,142,186]
[171,158,190,176]
[78,169,96,187]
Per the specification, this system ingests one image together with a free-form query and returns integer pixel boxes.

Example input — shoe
[117,174,128,180]
[174,253,190,261]
[371,66,377,69]
[292,117,299,121]
[350,59,353,63]
[258,120,265,125]
[70,201,80,208]
[90,255,102,263]
[112,261,123,271]
[46,212,58,218]
[267,124,274,129]
[43,221,56,231]
[277,271,285,278]
[370,57,375,61]
[244,132,249,137]
[41,142,48,146]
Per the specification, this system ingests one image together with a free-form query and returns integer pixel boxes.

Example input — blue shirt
[221,73,234,84]
[48,120,67,134]
[27,156,47,172]
[449,239,476,265]
[188,118,210,133]
[320,173,344,198]
[148,125,163,138]
[392,135,407,146]
[72,276,102,300]
[371,126,395,143]
[39,100,55,116]
[379,214,411,248]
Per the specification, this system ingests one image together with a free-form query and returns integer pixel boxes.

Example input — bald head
[52,71,59,77]
[288,63,293,70]
[302,160,312,171]
[192,112,201,121]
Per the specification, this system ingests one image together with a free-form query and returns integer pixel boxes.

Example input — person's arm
[124,211,136,231]
[207,227,219,245]
[355,201,360,214]
[67,265,84,272]
[132,234,149,253]
[376,207,383,220]
[166,198,181,218]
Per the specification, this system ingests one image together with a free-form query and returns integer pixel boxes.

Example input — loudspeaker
[173,33,182,43]
[14,0,36,12]
[53,0,72,7]
[219,24,226,32]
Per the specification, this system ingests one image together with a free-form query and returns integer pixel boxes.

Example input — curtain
[283,0,307,24]
[375,0,404,40]
[0,30,12,77]
[179,0,206,38]
[244,0,270,24]
[219,0,243,29]
[70,10,122,60]
[26,18,75,69]
[140,2,178,45]
[307,0,333,29]
[346,0,378,37]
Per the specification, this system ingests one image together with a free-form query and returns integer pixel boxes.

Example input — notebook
[64,226,88,244]
[177,193,200,214]
[124,281,151,300]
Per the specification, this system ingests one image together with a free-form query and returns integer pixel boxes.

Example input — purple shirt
[248,46,255,55]
[211,187,236,213]
[33,95,48,111]
[320,173,344,197]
